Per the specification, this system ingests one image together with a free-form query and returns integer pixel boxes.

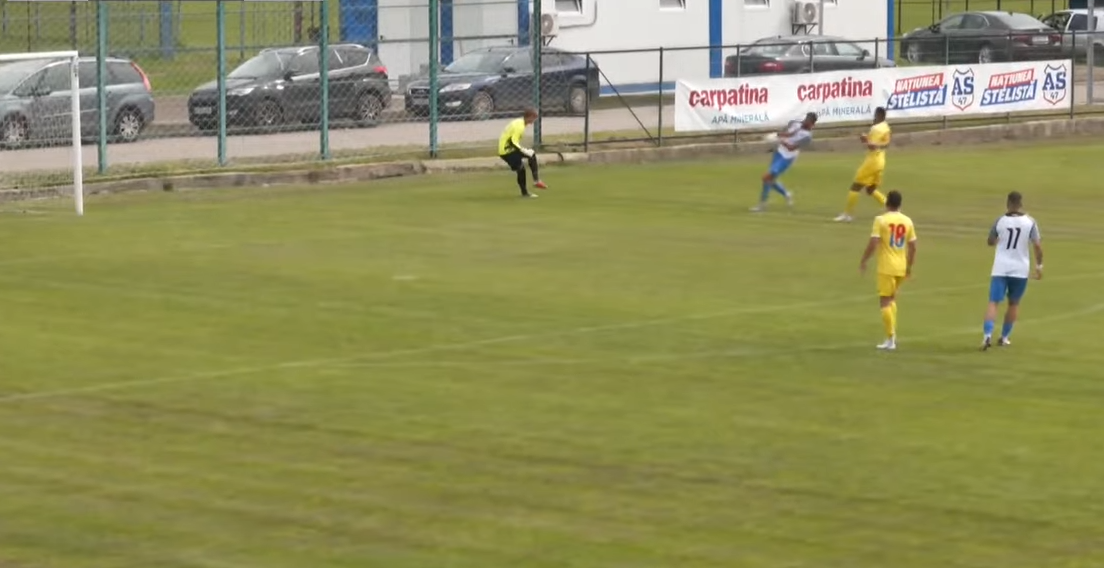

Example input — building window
[555,0,581,12]
[660,0,686,8]
[744,0,769,5]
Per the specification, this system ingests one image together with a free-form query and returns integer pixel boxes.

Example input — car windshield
[0,59,48,94]
[1000,13,1048,29]
[743,41,795,56]
[444,51,508,73]
[229,51,289,79]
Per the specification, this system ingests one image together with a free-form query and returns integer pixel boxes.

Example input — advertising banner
[674,60,1071,132]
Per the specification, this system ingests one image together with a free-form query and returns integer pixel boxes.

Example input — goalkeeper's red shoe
[534,181,548,189]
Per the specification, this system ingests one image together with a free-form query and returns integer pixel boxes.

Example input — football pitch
[2,141,1104,567]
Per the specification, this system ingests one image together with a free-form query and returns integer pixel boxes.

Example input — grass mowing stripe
[1,269,1101,404]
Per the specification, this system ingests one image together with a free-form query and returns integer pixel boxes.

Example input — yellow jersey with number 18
[872,211,916,276]
[865,121,891,165]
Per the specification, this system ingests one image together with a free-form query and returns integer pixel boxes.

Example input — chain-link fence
[1,0,1100,193]
[896,0,1070,34]
[575,33,1099,151]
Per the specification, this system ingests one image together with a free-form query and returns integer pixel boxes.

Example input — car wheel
[355,92,384,124]
[978,44,994,64]
[254,99,283,128]
[566,84,588,115]
[470,91,495,121]
[1,116,28,148]
[114,107,144,143]
[906,42,922,63]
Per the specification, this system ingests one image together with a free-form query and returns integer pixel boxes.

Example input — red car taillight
[1011,34,1032,45]
[759,61,784,72]
[373,65,388,76]
[131,61,152,91]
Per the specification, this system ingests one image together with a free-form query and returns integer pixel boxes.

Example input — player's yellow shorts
[877,274,905,298]
[854,160,885,188]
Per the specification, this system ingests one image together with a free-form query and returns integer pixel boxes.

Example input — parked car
[188,44,391,131]
[404,46,600,120]
[0,56,154,148]
[1040,9,1104,62]
[900,11,1062,64]
[725,35,895,76]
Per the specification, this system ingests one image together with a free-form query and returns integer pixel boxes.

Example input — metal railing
[570,32,1100,151]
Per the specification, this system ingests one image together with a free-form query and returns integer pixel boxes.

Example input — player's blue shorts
[768,151,794,177]
[989,276,1028,304]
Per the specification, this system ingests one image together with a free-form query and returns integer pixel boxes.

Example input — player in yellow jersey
[859,190,917,351]
[835,107,891,222]
[498,108,546,198]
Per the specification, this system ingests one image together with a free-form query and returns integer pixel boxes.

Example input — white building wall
[549,0,889,88]
[730,1,891,67]
[543,0,710,93]
[453,0,518,57]
[378,0,429,81]
[373,0,890,87]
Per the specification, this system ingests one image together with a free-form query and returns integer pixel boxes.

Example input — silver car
[0,56,155,148]
[1041,9,1104,61]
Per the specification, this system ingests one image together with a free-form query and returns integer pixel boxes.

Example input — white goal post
[0,50,83,215]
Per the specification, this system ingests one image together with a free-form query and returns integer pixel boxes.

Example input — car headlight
[229,87,255,96]
[440,83,471,93]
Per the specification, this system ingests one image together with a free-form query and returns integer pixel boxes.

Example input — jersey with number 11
[872,211,917,276]
[990,213,1040,278]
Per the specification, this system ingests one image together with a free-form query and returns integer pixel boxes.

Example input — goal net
[0,51,84,215]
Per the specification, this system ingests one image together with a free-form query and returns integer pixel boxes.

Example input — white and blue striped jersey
[777,120,813,160]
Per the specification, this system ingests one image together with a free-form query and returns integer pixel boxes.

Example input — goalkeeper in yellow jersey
[835,106,890,222]
[498,108,546,198]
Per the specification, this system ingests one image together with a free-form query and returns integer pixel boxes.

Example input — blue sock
[1001,321,1014,338]
[771,181,789,197]
[760,181,771,203]
[983,320,995,336]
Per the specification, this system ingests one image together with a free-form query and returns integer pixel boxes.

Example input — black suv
[188,44,391,131]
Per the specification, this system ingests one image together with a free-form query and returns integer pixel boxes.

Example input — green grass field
[2,141,1104,567]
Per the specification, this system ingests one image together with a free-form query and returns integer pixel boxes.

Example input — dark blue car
[404,46,600,120]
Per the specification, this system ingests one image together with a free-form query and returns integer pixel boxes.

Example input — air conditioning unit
[540,12,560,37]
[792,0,818,25]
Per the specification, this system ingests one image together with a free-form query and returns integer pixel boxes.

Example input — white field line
[1,270,1101,405]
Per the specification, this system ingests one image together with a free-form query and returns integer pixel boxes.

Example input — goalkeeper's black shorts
[499,150,525,171]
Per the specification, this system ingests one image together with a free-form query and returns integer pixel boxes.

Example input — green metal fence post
[657,47,664,147]
[1070,48,1076,119]
[429,0,440,157]
[319,0,331,160]
[217,0,228,166]
[583,53,591,153]
[96,1,108,174]
[532,0,542,147]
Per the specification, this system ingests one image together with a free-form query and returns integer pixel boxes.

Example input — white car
[1041,9,1104,61]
